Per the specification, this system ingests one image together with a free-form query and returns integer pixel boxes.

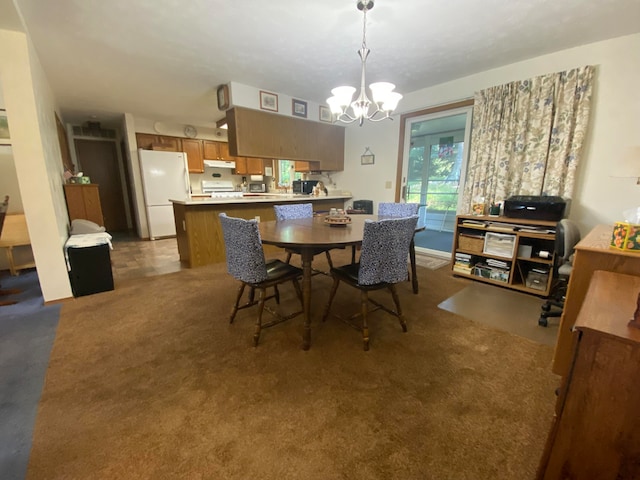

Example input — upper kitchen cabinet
[181,138,204,173]
[203,140,233,161]
[234,157,268,175]
[226,107,345,171]
[135,133,182,152]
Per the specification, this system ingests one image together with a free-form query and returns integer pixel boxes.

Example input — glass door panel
[402,107,472,256]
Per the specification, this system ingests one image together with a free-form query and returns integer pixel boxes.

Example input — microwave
[292,180,318,195]
[249,183,266,193]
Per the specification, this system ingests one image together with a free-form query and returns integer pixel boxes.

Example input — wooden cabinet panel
[537,271,640,479]
[227,107,345,170]
[234,157,248,175]
[182,139,204,173]
[136,133,182,152]
[551,224,640,376]
[203,140,234,161]
[135,133,158,150]
[246,158,265,175]
[64,184,104,226]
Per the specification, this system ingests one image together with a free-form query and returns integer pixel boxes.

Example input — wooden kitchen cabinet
[227,106,345,170]
[64,184,104,226]
[181,138,204,173]
[234,157,267,175]
[203,140,233,161]
[135,133,182,152]
[537,271,640,479]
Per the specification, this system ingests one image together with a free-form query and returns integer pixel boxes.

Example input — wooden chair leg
[351,245,357,264]
[274,285,280,304]
[325,251,334,269]
[291,278,303,305]
[322,276,341,322]
[229,283,246,323]
[285,252,293,264]
[254,288,267,347]
[388,284,407,332]
[361,290,370,351]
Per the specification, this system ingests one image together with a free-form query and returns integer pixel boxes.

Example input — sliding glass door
[401,106,473,257]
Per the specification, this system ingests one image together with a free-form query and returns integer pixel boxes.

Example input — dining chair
[378,202,420,290]
[273,203,335,271]
[219,213,304,346]
[322,215,419,350]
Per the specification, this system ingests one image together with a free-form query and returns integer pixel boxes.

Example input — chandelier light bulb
[326,0,402,126]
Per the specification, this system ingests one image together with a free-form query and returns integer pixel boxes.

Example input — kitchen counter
[171,194,351,205]
[171,194,351,268]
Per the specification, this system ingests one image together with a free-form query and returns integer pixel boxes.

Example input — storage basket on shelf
[458,234,484,253]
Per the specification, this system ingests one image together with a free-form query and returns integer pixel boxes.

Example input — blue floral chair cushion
[378,202,419,217]
[274,203,313,221]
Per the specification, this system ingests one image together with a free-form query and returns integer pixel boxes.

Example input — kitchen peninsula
[171,194,351,267]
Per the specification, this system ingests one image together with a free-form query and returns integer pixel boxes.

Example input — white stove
[201,180,243,198]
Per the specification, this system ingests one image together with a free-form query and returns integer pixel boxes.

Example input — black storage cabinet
[67,243,114,297]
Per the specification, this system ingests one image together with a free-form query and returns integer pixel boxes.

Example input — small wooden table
[0,214,36,276]
[259,215,422,350]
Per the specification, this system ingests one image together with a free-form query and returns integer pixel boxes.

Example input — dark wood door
[74,139,128,232]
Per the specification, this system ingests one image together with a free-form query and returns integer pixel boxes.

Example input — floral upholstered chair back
[219,213,267,284]
[378,202,419,217]
[274,203,313,221]
[358,216,419,286]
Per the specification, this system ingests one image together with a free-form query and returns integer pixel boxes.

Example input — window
[276,160,302,188]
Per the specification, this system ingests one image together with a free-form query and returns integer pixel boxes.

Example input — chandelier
[327,0,402,126]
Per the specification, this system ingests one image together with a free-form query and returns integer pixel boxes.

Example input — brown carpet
[27,250,558,480]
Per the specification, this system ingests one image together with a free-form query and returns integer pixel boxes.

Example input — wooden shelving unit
[451,214,558,296]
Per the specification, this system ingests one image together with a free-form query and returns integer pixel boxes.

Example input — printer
[503,195,567,221]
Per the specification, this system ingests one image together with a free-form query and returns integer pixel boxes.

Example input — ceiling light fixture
[327,0,402,127]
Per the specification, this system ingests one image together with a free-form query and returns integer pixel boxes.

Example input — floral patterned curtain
[461,65,594,213]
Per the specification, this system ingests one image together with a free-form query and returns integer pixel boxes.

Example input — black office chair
[538,219,581,327]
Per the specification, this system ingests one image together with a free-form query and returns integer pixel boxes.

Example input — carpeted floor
[0,270,60,480]
[26,251,559,479]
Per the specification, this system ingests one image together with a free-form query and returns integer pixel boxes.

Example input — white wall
[0,29,72,300]
[333,33,640,232]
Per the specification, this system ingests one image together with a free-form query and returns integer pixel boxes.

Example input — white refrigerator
[138,149,190,239]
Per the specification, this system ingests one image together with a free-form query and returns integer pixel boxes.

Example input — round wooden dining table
[259,215,422,350]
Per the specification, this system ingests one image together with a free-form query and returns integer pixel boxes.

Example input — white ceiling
[2,0,640,128]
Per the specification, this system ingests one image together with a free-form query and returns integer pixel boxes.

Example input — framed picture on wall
[292,99,307,118]
[260,91,278,112]
[319,105,332,123]
[0,110,10,140]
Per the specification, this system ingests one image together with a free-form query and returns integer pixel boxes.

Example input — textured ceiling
[4,0,640,127]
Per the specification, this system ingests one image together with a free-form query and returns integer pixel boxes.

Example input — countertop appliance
[139,149,190,239]
[201,180,243,198]
[249,182,266,193]
[292,179,319,195]
[504,195,566,221]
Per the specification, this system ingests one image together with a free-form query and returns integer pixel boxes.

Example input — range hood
[203,159,236,169]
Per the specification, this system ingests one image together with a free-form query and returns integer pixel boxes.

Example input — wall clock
[184,125,197,138]
[217,84,230,110]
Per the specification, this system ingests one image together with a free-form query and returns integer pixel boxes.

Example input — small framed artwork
[260,91,278,112]
[361,154,375,165]
[319,105,332,123]
[361,147,375,165]
[0,109,9,140]
[292,99,307,118]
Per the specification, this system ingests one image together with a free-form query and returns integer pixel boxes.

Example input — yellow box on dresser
[610,221,640,253]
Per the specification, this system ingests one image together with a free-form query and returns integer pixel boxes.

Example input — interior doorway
[399,103,473,257]
[74,139,128,232]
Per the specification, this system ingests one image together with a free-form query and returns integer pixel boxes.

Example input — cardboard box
[610,222,640,253]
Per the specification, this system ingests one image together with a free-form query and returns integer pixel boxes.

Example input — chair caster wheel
[538,317,548,327]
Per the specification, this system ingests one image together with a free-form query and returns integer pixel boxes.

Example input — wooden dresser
[552,224,640,376]
[537,271,640,479]
[63,184,104,226]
